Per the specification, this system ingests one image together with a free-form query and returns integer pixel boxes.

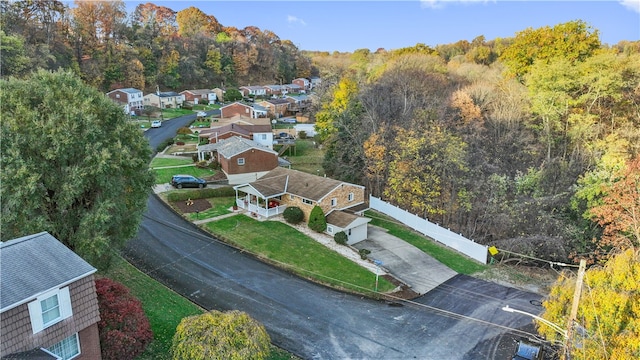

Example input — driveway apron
[353,225,458,295]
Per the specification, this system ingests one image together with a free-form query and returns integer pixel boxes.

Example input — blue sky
[131,1,639,52]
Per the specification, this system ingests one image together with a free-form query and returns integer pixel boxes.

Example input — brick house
[220,102,258,119]
[180,89,217,104]
[239,85,267,98]
[143,91,183,109]
[233,167,371,244]
[0,232,102,360]
[105,88,144,115]
[197,118,274,149]
[263,84,288,97]
[197,136,280,184]
[292,78,310,92]
[257,99,290,119]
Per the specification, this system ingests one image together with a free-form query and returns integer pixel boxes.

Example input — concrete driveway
[353,225,458,295]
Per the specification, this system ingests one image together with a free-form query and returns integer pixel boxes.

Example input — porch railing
[236,199,287,218]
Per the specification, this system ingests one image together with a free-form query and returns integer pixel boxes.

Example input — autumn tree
[539,249,640,359]
[171,310,270,360]
[0,70,155,269]
[95,278,153,360]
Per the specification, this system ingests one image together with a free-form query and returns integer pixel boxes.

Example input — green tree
[283,206,304,224]
[224,88,243,102]
[308,205,327,232]
[171,310,270,360]
[0,30,30,76]
[0,70,154,269]
[539,249,640,359]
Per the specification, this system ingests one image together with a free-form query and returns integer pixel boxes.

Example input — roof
[107,88,141,94]
[0,232,96,312]
[199,136,277,158]
[180,89,213,95]
[198,123,272,138]
[240,167,363,201]
[265,99,290,105]
[2,348,59,359]
[285,84,303,90]
[240,85,266,91]
[158,91,180,97]
[326,210,371,229]
[221,101,253,110]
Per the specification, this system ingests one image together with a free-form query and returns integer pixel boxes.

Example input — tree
[539,249,640,359]
[0,70,155,269]
[171,310,270,360]
[0,30,30,76]
[308,205,327,232]
[95,278,153,360]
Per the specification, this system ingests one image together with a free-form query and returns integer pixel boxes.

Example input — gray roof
[0,232,96,312]
[181,89,213,95]
[203,136,277,159]
[159,91,180,97]
[108,88,141,94]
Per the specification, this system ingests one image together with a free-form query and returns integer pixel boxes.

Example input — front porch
[235,196,287,218]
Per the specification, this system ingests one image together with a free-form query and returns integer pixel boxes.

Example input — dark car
[171,175,207,189]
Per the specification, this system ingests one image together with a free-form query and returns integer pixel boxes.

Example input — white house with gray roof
[0,232,102,360]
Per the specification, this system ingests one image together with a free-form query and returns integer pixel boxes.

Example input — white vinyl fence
[369,196,488,264]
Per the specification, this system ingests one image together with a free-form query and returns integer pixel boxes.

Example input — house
[197,136,280,184]
[106,88,144,115]
[292,78,310,92]
[212,87,226,103]
[257,99,290,119]
[233,167,371,244]
[263,84,287,97]
[220,102,258,119]
[239,85,267,98]
[143,91,184,109]
[0,232,102,360]
[197,118,274,149]
[284,83,303,94]
[310,76,321,90]
[251,104,269,118]
[285,94,312,114]
[180,89,217,105]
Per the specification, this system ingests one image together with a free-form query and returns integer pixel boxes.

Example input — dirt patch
[472,264,558,295]
[172,198,212,214]
[381,274,421,301]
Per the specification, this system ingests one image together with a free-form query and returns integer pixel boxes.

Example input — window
[331,198,337,207]
[302,198,313,205]
[115,93,120,98]
[48,333,80,360]
[348,192,354,201]
[260,134,267,140]
[28,287,72,333]
[289,194,295,200]
[237,158,245,165]
[327,226,334,234]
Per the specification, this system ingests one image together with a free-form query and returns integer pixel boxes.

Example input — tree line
[312,20,640,265]
[0,1,313,92]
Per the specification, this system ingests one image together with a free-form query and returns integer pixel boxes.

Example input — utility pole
[563,258,587,360]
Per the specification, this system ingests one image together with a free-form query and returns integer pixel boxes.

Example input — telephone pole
[563,258,587,360]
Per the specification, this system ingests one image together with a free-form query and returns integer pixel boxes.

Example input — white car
[151,120,162,128]
[281,118,297,124]
[197,111,207,118]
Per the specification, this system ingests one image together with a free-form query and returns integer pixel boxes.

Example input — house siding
[276,184,365,221]
[222,150,278,175]
[0,275,101,358]
[221,103,254,119]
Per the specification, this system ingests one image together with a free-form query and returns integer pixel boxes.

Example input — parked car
[278,132,294,139]
[197,111,207,118]
[171,175,207,189]
[281,118,297,124]
[151,120,162,128]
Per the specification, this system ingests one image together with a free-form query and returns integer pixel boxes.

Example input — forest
[2,1,639,265]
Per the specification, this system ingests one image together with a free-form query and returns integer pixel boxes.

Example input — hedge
[167,187,236,202]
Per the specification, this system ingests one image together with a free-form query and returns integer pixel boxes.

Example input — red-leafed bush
[95,278,153,360]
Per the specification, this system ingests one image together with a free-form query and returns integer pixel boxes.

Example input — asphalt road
[127,114,550,359]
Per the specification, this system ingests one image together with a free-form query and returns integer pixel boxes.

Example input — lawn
[186,197,236,221]
[204,215,395,294]
[285,139,325,175]
[103,256,298,360]
[153,166,216,184]
[365,210,488,275]
[150,157,194,168]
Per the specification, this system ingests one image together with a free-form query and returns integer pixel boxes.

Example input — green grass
[187,197,236,220]
[285,139,325,175]
[204,215,395,294]
[365,210,487,274]
[150,157,194,168]
[153,167,216,184]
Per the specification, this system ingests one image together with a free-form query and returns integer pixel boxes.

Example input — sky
[127,0,640,53]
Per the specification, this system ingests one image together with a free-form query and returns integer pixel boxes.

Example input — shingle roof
[266,99,290,105]
[326,210,371,229]
[210,136,277,159]
[181,89,213,95]
[249,167,358,201]
[0,232,96,312]
[108,88,141,94]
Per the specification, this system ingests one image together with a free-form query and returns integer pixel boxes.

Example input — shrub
[359,248,371,260]
[334,231,348,245]
[95,278,152,360]
[283,206,304,224]
[308,205,326,232]
[298,130,307,139]
[191,154,199,162]
[176,141,185,146]
[195,160,208,168]
[171,310,270,360]
[177,127,192,135]
[167,187,235,201]
[208,159,221,169]
[200,99,209,105]
[182,104,193,110]
[156,138,174,153]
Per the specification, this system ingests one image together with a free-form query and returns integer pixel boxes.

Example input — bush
[167,187,235,201]
[283,206,304,224]
[208,159,221,169]
[182,104,193,110]
[200,99,209,105]
[334,231,348,245]
[308,205,327,232]
[195,160,208,168]
[177,127,192,135]
[359,248,371,260]
[298,130,307,139]
[176,141,185,146]
[95,278,152,360]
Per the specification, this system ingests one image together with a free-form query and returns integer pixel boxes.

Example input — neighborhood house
[0,232,102,360]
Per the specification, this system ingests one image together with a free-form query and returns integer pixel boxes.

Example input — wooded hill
[310,21,640,265]
[0,1,313,92]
